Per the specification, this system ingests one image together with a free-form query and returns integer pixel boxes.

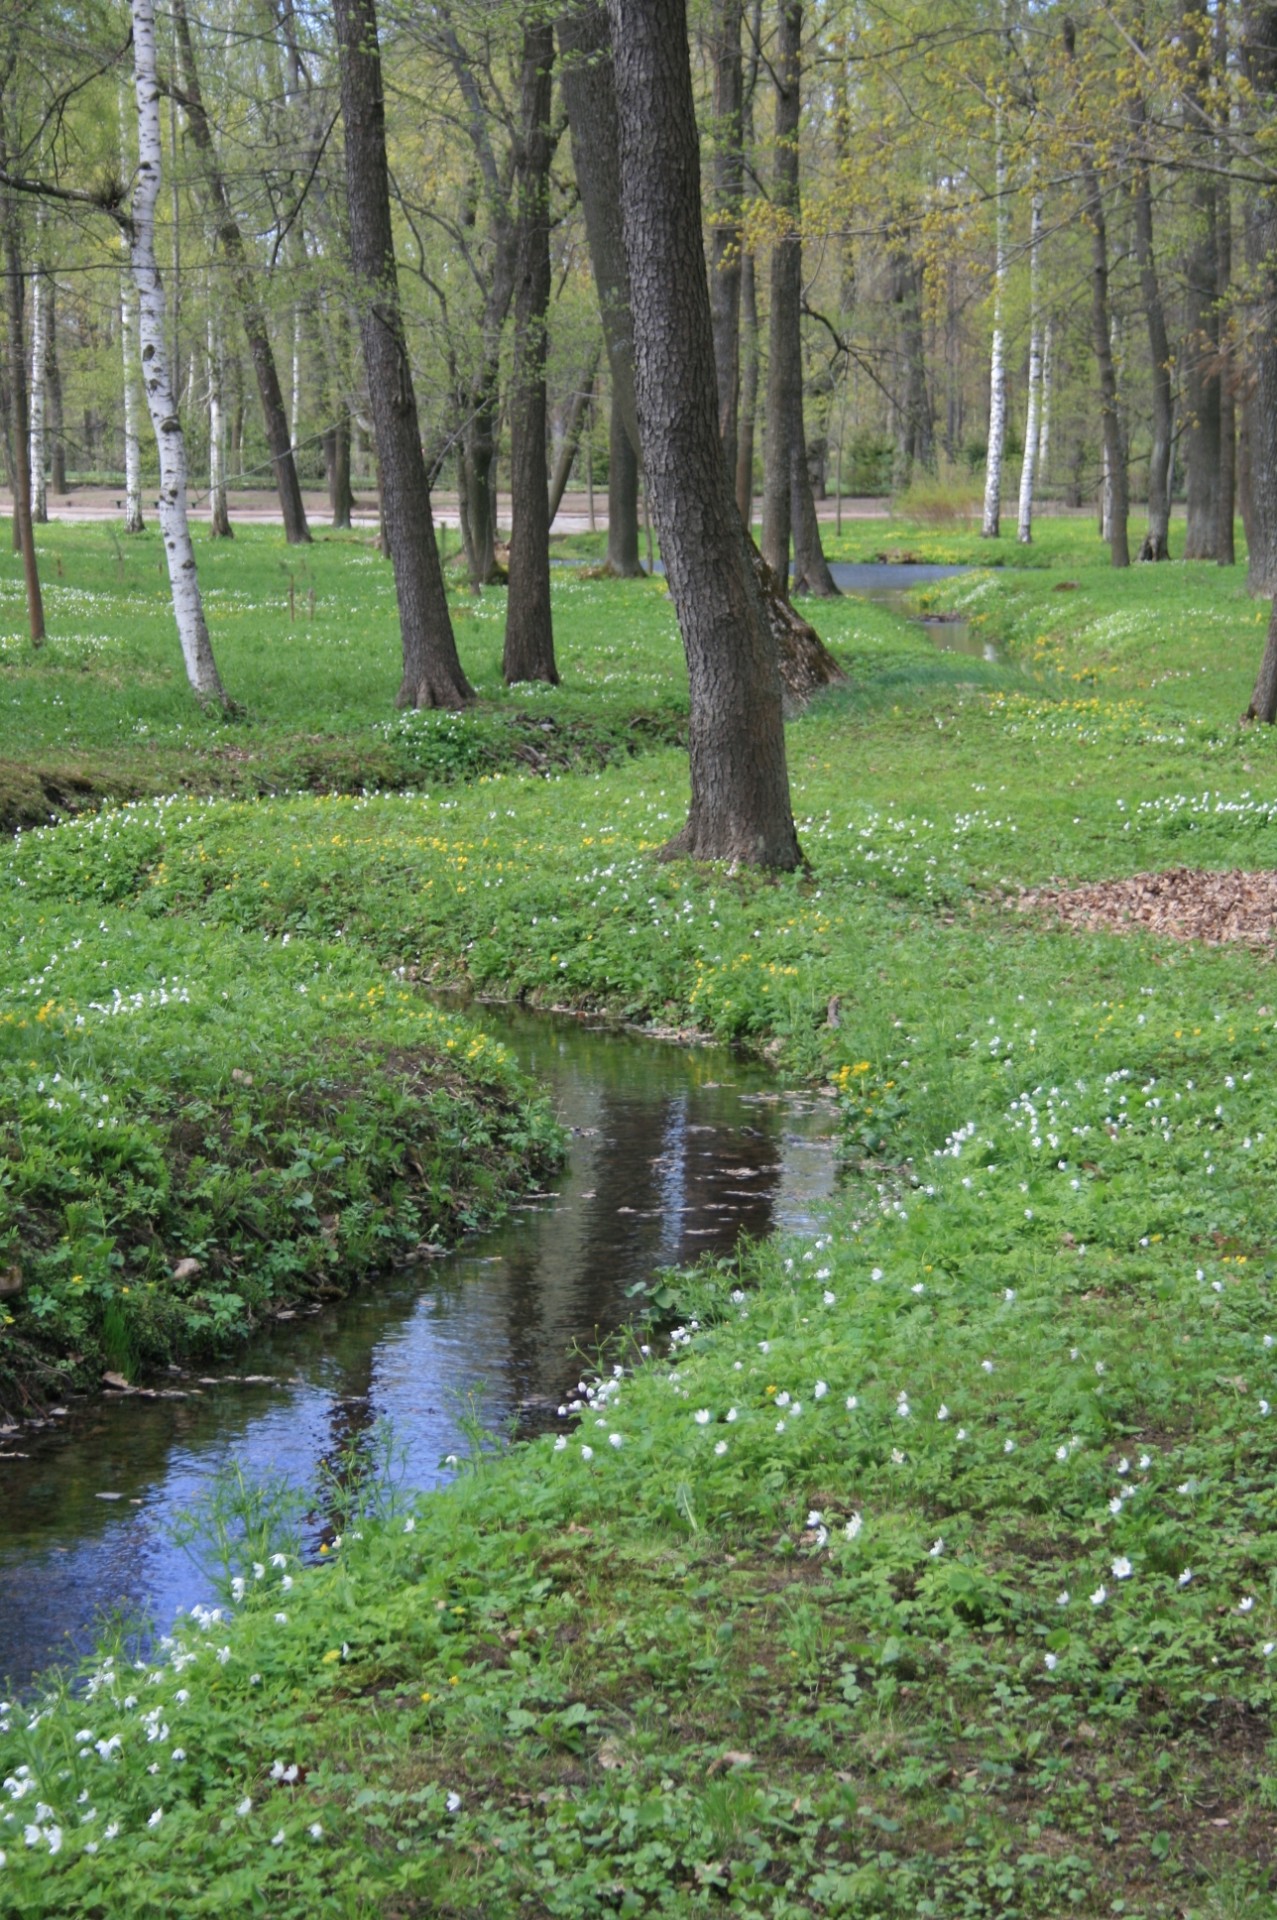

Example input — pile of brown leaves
[1014,866,1277,949]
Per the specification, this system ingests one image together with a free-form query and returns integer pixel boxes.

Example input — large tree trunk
[606,387,643,576]
[566,0,840,701]
[333,0,472,710]
[890,237,933,488]
[606,0,800,870]
[503,20,558,687]
[1217,0,1237,567]
[1129,81,1173,561]
[707,0,744,485]
[128,0,226,704]
[1243,0,1277,716]
[170,0,310,544]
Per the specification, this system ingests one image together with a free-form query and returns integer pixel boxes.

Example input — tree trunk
[1038,318,1053,490]
[890,238,933,488]
[324,414,354,529]
[1129,78,1173,561]
[547,349,600,523]
[128,0,227,704]
[1,184,45,644]
[760,2,801,592]
[606,386,643,576]
[981,71,1007,539]
[735,243,759,522]
[791,438,839,596]
[707,0,744,485]
[120,255,145,532]
[333,0,472,709]
[606,0,800,869]
[207,304,232,538]
[170,0,310,544]
[503,20,558,687]
[28,228,46,525]
[46,282,65,496]
[1182,0,1222,560]
[1242,0,1277,720]
[1067,20,1128,566]
[1217,0,1237,567]
[1017,189,1043,543]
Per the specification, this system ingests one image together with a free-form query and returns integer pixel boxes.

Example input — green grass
[3,522,1277,1915]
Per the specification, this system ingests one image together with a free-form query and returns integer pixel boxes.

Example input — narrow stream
[0,1006,836,1691]
[828,563,994,660]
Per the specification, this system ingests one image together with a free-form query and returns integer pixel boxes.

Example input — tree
[502,17,558,687]
[332,0,473,710]
[1242,0,1277,719]
[128,0,227,704]
[605,0,801,869]
[169,0,311,544]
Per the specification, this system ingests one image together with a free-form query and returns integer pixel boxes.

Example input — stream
[0,1006,837,1691]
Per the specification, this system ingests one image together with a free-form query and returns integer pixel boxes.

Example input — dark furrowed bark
[607,0,800,869]
[333,0,472,711]
[503,20,558,687]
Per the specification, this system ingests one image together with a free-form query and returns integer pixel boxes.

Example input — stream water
[0,1006,836,1692]
[828,562,994,660]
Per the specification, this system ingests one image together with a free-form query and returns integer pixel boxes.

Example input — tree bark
[207,305,231,538]
[27,227,46,525]
[981,58,1007,539]
[1217,0,1237,566]
[1,184,44,644]
[170,0,311,544]
[324,414,354,529]
[606,386,642,576]
[890,237,933,488]
[333,0,472,710]
[707,0,744,485]
[1066,19,1128,567]
[46,281,64,496]
[503,20,558,687]
[735,242,759,522]
[1017,188,1043,543]
[1242,0,1277,723]
[606,0,800,870]
[120,253,145,532]
[1129,76,1172,560]
[1182,0,1222,560]
[760,2,800,590]
[128,0,226,704]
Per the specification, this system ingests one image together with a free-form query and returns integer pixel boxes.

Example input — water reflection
[0,1007,835,1689]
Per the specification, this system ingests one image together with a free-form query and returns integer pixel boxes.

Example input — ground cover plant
[4,524,1277,1914]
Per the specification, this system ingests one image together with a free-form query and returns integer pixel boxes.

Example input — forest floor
[4,514,1277,1916]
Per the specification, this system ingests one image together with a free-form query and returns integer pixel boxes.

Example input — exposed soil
[1015,866,1277,949]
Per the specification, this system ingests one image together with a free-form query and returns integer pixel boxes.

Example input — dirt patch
[1015,866,1277,949]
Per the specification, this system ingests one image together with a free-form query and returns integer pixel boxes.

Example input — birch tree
[129,0,228,705]
[1016,188,1043,544]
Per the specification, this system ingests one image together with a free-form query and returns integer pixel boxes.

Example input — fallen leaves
[1015,866,1277,949]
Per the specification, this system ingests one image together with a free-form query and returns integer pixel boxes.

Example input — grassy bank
[3,523,1277,1914]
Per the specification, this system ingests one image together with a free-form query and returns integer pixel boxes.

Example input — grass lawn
[4,517,1277,1916]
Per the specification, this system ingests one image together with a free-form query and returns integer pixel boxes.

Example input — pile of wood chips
[1014,866,1277,949]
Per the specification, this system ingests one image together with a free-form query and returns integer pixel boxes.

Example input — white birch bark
[981,84,1008,539]
[1017,188,1043,544]
[120,261,145,532]
[129,0,226,704]
[1037,318,1053,485]
[28,242,47,524]
[291,305,301,448]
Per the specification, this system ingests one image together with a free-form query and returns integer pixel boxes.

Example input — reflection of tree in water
[314,1342,383,1537]
[664,1091,783,1268]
